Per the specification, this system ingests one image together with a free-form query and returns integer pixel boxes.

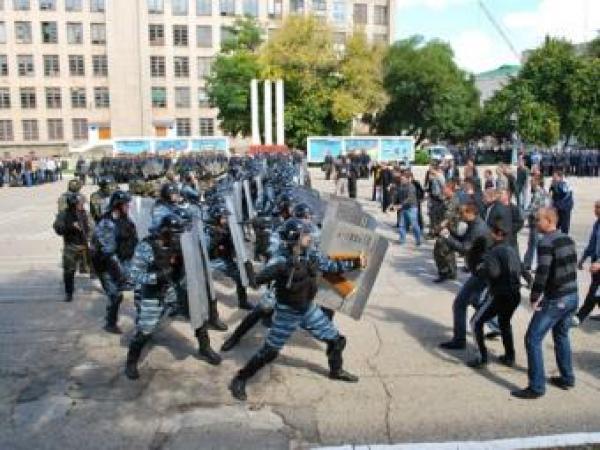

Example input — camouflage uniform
[433,194,461,279]
[90,189,111,223]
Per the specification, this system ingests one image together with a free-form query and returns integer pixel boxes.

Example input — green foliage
[413,149,430,165]
[570,57,600,146]
[376,36,480,145]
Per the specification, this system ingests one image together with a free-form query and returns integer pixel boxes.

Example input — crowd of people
[0,156,64,187]
[327,150,599,399]
[53,152,363,402]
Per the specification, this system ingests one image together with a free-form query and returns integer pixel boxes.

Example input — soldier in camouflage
[90,175,115,223]
[58,179,83,213]
[433,181,462,282]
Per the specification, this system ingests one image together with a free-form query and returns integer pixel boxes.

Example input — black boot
[237,285,253,310]
[125,332,149,380]
[208,300,228,332]
[104,295,122,334]
[64,270,75,302]
[195,326,221,366]
[221,306,263,352]
[230,345,279,401]
[327,336,358,383]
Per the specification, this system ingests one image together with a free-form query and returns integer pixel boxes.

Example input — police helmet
[293,202,313,220]
[160,183,180,203]
[209,204,230,220]
[98,175,114,190]
[109,190,131,210]
[156,213,186,235]
[280,218,311,245]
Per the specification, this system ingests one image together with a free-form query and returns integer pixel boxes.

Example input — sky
[393,0,600,74]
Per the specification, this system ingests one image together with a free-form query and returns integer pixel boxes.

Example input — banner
[154,139,189,153]
[307,138,343,163]
[114,140,151,154]
[380,137,415,162]
[345,138,379,161]
[191,138,228,153]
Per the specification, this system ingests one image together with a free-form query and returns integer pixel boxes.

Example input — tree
[570,57,600,146]
[206,18,264,138]
[376,36,480,145]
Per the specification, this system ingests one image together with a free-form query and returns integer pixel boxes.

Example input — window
[198,88,209,107]
[353,3,368,24]
[22,120,39,141]
[218,0,234,15]
[91,23,106,45]
[173,25,188,46]
[242,0,257,16]
[147,0,163,13]
[39,0,55,10]
[70,87,86,108]
[196,0,211,16]
[0,120,13,141]
[374,5,388,25]
[0,22,6,44]
[172,0,188,15]
[176,118,191,136]
[46,87,61,108]
[92,54,108,76]
[20,87,36,108]
[197,56,213,78]
[290,0,304,14]
[175,87,190,108]
[42,22,58,43]
[72,118,88,140]
[47,119,63,140]
[44,55,60,76]
[13,0,30,10]
[373,33,388,44]
[220,26,234,47]
[149,24,164,46]
[15,22,33,44]
[65,0,82,12]
[94,87,109,108]
[151,87,167,107]
[332,0,346,23]
[0,55,7,76]
[90,0,104,12]
[17,55,34,76]
[150,56,165,77]
[0,88,10,109]
[196,25,212,48]
[312,0,326,12]
[174,56,189,77]
[67,22,83,44]
[267,0,282,19]
[69,55,85,75]
[199,118,214,136]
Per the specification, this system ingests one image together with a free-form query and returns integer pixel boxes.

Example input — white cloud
[451,29,520,73]
[503,0,600,45]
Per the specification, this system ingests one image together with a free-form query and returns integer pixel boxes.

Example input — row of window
[0,54,107,77]
[175,117,215,137]
[151,86,210,109]
[149,23,232,48]
[150,55,214,78]
[0,21,106,45]
[0,0,104,12]
[0,118,89,142]
[0,86,109,109]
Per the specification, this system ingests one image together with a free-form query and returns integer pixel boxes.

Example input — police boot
[125,332,149,380]
[208,300,228,332]
[195,326,221,366]
[237,286,253,310]
[230,345,279,401]
[221,306,263,352]
[64,270,75,302]
[327,336,359,383]
[104,295,123,334]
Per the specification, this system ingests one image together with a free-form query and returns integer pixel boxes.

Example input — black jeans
[577,271,600,323]
[471,292,520,361]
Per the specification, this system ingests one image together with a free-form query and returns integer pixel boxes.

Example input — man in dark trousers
[549,171,574,234]
[512,207,579,399]
[574,200,600,325]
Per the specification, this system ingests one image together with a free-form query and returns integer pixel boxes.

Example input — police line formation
[53,152,383,402]
[325,151,599,399]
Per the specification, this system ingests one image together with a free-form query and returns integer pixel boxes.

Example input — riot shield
[320,198,377,252]
[315,221,388,320]
[290,186,327,224]
[130,196,154,240]
[180,219,210,330]
[187,204,216,302]
[243,179,257,220]
[232,181,244,221]
[254,175,264,211]
[224,195,250,287]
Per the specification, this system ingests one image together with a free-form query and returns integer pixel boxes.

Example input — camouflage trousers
[427,199,445,235]
[433,237,457,279]
[63,244,90,274]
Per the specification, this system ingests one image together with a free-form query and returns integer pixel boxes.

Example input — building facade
[0,0,395,156]
[474,64,520,105]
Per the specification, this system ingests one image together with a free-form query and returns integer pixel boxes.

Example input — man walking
[574,200,600,325]
[512,207,578,399]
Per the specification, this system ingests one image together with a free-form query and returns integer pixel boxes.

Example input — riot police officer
[92,190,138,334]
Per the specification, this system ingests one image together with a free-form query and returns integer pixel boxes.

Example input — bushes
[414,149,430,165]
